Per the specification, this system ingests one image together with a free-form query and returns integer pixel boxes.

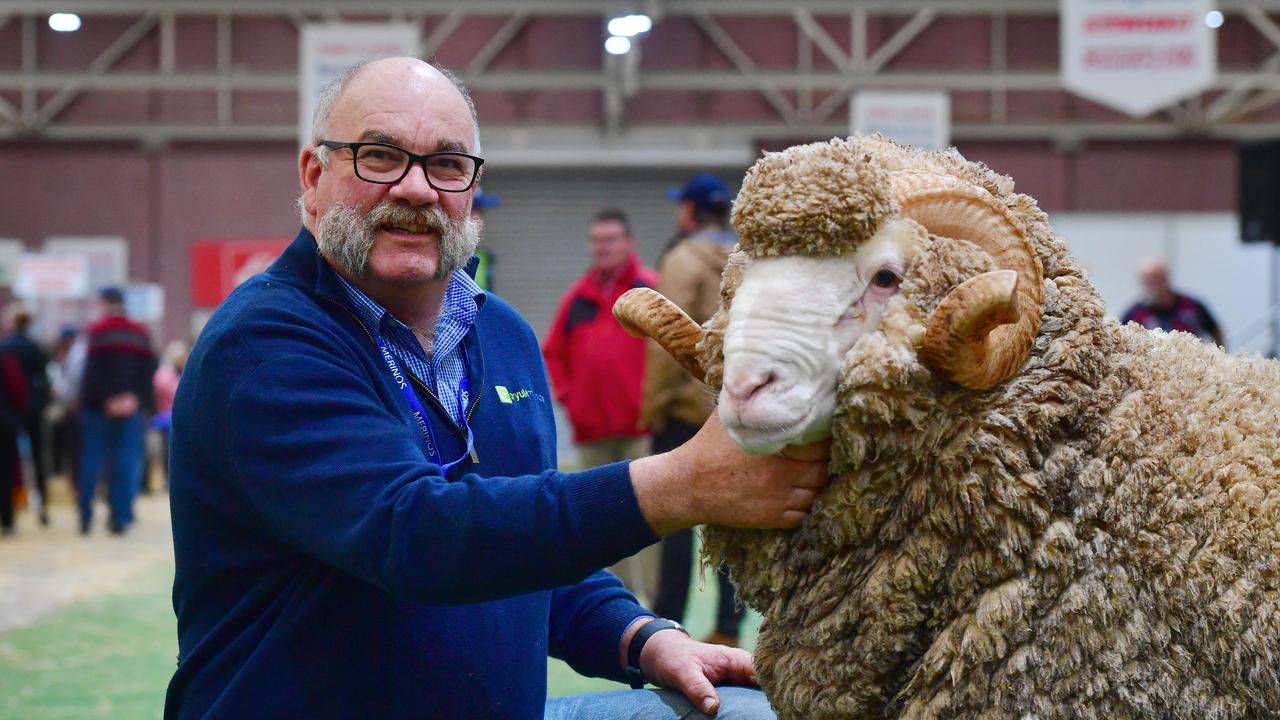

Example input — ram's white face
[718,220,915,453]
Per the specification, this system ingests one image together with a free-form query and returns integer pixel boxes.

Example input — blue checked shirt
[330,261,485,425]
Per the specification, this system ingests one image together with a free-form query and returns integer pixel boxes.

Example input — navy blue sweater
[166,229,659,719]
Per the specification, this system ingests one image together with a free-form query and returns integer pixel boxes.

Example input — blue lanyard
[372,328,475,473]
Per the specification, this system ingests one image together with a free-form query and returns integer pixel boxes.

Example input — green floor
[0,547,759,719]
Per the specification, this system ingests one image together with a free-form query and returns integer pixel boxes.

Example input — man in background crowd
[470,186,499,291]
[2,304,50,526]
[1122,256,1225,347]
[644,173,747,647]
[78,287,157,536]
[543,208,661,602]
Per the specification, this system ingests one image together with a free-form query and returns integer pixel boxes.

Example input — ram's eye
[871,269,901,289]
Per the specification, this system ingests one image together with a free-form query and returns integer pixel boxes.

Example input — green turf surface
[0,545,760,717]
[0,563,176,720]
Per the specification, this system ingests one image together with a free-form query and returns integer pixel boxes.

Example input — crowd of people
[0,287,187,538]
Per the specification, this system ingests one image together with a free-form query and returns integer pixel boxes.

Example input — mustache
[369,202,451,235]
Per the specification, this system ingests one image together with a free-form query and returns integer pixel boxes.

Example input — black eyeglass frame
[318,140,485,192]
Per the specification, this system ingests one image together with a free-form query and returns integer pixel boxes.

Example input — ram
[616,134,1280,719]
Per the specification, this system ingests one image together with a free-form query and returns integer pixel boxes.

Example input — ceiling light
[605,35,632,55]
[607,14,652,38]
[1204,10,1224,28]
[48,13,81,32]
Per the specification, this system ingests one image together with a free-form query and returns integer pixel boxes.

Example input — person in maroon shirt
[1121,257,1224,347]
[78,287,157,535]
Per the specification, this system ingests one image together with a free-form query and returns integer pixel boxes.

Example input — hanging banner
[1061,0,1215,117]
[851,92,951,150]
[298,23,422,148]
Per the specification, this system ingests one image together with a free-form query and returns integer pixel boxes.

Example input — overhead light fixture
[1204,10,1224,28]
[48,13,81,32]
[605,35,632,55]
[607,14,652,38]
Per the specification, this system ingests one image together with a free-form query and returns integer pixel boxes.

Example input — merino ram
[615,134,1280,719]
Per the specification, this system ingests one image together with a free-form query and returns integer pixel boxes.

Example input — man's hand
[640,627,757,717]
[629,413,830,536]
[105,392,140,418]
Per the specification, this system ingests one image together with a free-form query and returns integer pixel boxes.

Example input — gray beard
[316,201,481,282]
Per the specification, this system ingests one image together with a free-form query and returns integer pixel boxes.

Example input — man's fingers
[669,662,721,717]
[786,488,817,511]
[778,509,806,528]
[787,465,831,489]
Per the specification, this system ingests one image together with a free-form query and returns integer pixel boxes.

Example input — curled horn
[613,287,706,382]
[893,172,1044,390]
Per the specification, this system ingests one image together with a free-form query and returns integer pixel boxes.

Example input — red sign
[191,238,290,307]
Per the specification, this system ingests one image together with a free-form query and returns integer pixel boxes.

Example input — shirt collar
[320,252,487,337]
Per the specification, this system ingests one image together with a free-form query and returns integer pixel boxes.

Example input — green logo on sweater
[495,385,535,404]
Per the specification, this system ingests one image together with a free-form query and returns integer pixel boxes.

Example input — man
[543,209,661,602]
[645,173,747,648]
[1122,257,1224,347]
[1,304,50,525]
[470,186,499,291]
[165,57,827,720]
[79,287,156,536]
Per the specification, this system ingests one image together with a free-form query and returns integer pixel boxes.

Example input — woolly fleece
[698,135,1280,719]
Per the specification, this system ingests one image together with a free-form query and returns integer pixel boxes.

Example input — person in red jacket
[543,208,661,602]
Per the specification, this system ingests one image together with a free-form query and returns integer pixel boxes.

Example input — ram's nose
[722,367,779,409]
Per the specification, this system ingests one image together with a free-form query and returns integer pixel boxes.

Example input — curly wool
[732,137,899,259]
[698,136,1280,719]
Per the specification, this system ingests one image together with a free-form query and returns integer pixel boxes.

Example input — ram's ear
[614,288,706,382]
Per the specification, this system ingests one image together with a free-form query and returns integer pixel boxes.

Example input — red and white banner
[190,238,290,307]
[1061,0,1216,117]
[14,253,90,300]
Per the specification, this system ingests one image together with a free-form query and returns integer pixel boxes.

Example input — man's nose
[388,162,441,205]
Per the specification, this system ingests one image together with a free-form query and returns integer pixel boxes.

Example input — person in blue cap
[643,172,748,647]
[470,186,500,292]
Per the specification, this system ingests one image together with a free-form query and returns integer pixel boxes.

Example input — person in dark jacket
[2,304,51,525]
[164,57,829,720]
[0,343,28,536]
[78,286,156,535]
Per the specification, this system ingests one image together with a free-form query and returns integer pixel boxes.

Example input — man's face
[1139,264,1172,305]
[300,59,481,287]
[589,219,634,275]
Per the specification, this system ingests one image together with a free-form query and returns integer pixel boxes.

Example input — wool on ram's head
[687,133,1112,567]
[701,134,1046,458]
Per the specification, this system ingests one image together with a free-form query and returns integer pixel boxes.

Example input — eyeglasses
[318,140,484,192]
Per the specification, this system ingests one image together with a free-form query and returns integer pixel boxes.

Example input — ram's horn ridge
[894,172,1044,389]
[613,287,706,383]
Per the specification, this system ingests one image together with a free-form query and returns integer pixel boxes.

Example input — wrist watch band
[625,618,688,689]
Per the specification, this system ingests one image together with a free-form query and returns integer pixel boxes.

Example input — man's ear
[299,145,322,219]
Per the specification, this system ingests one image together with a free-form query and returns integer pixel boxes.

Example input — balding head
[310,57,480,158]
[1138,256,1174,307]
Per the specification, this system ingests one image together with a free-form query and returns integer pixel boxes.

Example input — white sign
[298,23,422,148]
[124,283,165,323]
[43,236,128,290]
[14,253,90,299]
[1061,0,1215,117]
[851,92,951,150]
[0,239,26,287]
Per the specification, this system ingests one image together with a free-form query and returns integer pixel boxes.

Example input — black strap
[624,618,688,689]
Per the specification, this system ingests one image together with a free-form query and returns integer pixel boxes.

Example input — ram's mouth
[722,404,827,455]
